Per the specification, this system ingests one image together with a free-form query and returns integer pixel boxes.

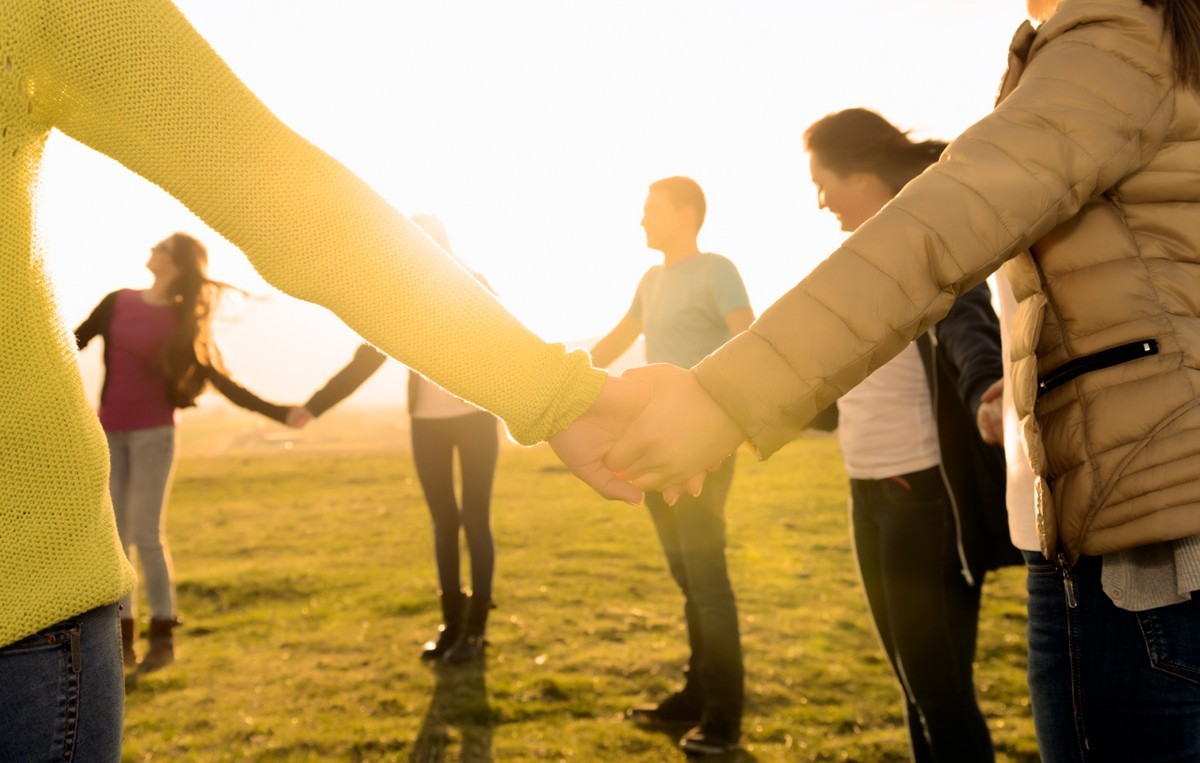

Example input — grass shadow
[411,661,494,763]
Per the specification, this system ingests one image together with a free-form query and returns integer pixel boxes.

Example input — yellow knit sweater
[1,0,604,646]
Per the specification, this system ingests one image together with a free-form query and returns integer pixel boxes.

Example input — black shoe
[679,720,740,757]
[626,692,703,727]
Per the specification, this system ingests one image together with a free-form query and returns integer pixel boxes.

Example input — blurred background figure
[76,232,304,673]
[300,216,501,666]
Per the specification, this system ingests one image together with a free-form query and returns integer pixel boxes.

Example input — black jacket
[812,282,1021,581]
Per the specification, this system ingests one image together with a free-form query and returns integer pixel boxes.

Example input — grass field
[121,419,1039,762]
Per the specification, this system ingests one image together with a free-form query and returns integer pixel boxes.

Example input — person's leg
[646,489,705,700]
[455,413,499,602]
[849,478,929,760]
[855,468,993,763]
[411,418,463,598]
[0,603,123,760]
[105,430,135,621]
[1027,552,1200,763]
[441,413,500,664]
[126,426,178,621]
[670,455,743,742]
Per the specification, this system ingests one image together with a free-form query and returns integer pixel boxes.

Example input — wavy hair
[803,109,946,194]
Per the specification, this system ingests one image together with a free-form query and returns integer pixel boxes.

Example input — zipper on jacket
[1057,552,1077,609]
[1037,339,1158,396]
[929,331,976,587]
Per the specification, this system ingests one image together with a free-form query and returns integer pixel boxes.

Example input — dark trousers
[850,466,993,763]
[411,412,499,601]
[1025,551,1200,762]
[645,454,744,732]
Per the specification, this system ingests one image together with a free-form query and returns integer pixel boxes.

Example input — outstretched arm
[30,0,603,447]
[303,344,389,418]
[590,315,642,369]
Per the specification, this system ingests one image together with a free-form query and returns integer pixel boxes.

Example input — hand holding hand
[286,406,313,429]
[604,364,745,493]
[976,379,1004,446]
[548,375,650,504]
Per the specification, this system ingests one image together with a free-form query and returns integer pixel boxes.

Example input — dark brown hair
[804,109,947,194]
[1143,0,1200,90]
[649,176,707,232]
[156,233,239,408]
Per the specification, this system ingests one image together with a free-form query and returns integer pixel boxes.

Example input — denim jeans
[0,603,123,761]
[410,412,499,600]
[645,454,743,734]
[106,426,178,620]
[1025,550,1200,762]
[850,467,993,763]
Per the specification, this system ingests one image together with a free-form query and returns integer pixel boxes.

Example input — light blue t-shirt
[627,252,751,368]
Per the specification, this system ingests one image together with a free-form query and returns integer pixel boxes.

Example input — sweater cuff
[693,329,821,459]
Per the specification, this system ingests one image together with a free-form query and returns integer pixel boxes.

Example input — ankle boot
[138,617,180,673]
[119,619,137,670]
[443,596,490,665]
[421,590,466,661]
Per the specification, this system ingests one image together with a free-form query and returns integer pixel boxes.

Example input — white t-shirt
[836,342,941,479]
[410,375,481,420]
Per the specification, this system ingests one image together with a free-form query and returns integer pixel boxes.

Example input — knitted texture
[1,0,604,646]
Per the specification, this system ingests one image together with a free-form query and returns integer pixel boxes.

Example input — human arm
[723,307,755,337]
[608,7,1175,486]
[73,291,119,350]
[201,364,292,425]
[29,0,604,448]
[590,315,642,369]
[933,281,1002,416]
[302,344,388,418]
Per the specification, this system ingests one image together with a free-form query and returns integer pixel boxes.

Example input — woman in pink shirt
[76,232,301,673]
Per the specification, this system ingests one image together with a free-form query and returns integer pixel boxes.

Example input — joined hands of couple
[550,364,747,506]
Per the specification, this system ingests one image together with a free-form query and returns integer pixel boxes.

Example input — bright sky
[42,0,1021,409]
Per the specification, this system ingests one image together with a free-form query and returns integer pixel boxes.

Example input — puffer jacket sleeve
[694,0,1176,457]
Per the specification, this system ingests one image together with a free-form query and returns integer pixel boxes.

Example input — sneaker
[625,692,703,727]
[679,721,740,757]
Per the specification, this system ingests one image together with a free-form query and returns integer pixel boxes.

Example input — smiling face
[808,154,893,232]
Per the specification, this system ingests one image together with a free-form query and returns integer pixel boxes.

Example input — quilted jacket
[694,0,1200,561]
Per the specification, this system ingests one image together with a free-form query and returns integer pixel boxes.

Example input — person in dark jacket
[76,232,303,673]
[804,109,1019,762]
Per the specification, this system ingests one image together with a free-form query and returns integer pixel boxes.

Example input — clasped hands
[549,364,746,506]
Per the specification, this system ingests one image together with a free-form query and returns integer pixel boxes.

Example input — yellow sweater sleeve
[31,0,604,444]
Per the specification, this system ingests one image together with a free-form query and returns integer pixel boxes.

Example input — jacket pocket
[1037,339,1159,397]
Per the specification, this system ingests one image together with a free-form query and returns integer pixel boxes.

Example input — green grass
[121,433,1038,762]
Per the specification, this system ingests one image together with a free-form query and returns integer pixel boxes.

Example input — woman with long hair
[803,108,1017,762]
[614,0,1200,759]
[76,232,303,673]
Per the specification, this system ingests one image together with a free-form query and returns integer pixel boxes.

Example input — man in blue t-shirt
[591,176,753,757]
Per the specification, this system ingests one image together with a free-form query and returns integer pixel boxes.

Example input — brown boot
[119,619,137,670]
[138,617,180,673]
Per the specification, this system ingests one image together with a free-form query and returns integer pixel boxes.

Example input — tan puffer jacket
[694,0,1200,562]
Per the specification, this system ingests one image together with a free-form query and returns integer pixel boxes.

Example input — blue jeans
[106,426,178,620]
[0,603,123,761]
[645,454,743,735]
[1025,550,1200,762]
[850,467,993,763]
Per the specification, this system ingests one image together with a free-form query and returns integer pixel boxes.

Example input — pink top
[98,289,178,431]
